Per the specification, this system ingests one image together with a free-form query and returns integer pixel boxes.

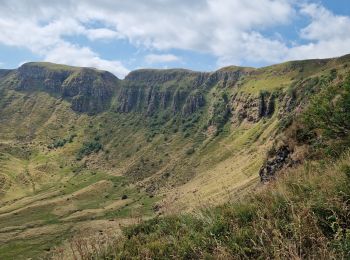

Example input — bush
[76,141,103,160]
[48,134,77,149]
[303,75,350,139]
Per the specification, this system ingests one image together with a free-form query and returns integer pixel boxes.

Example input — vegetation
[48,134,76,149]
[77,151,350,259]
[70,66,350,260]
[0,55,350,258]
[303,74,350,139]
[76,141,103,160]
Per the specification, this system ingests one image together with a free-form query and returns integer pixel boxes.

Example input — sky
[0,0,349,78]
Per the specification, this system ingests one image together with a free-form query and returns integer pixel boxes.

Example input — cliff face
[117,69,210,115]
[0,62,298,130]
[1,55,345,132]
[117,67,255,117]
[116,85,206,116]
[10,63,119,114]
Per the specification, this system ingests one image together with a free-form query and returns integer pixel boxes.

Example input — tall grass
[62,152,349,259]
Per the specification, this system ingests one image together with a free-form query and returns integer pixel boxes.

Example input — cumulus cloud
[145,54,181,64]
[0,1,129,77]
[300,4,350,41]
[0,0,349,74]
[44,42,129,78]
[85,28,121,41]
[286,3,350,61]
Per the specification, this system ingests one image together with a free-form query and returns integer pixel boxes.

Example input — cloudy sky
[0,0,349,78]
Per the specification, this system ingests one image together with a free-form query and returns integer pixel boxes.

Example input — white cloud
[0,1,129,77]
[145,54,181,64]
[86,28,121,41]
[0,0,295,73]
[300,4,350,41]
[285,3,350,61]
[44,42,129,78]
[0,0,349,73]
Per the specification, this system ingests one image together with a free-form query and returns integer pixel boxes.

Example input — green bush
[303,75,350,139]
[48,134,77,149]
[76,141,103,160]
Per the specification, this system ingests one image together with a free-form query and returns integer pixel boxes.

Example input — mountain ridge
[0,54,350,258]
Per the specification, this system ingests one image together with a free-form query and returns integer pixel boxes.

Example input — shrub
[48,134,76,149]
[303,75,350,139]
[76,141,103,160]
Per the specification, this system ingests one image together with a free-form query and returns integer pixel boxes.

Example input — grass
[0,166,158,258]
[85,151,350,259]
[240,75,292,95]
[22,62,80,72]
[0,55,350,258]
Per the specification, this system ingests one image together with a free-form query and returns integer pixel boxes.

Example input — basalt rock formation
[5,62,118,114]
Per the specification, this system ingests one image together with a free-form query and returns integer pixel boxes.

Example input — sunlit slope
[0,55,349,258]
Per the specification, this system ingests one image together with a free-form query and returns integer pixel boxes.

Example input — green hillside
[0,55,349,259]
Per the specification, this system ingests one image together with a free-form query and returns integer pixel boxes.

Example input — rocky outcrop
[182,91,205,115]
[13,63,119,114]
[118,69,211,115]
[117,87,143,113]
[171,89,189,114]
[116,86,201,116]
[15,63,71,92]
[259,146,292,182]
[205,67,249,88]
[230,92,275,123]
[259,92,275,118]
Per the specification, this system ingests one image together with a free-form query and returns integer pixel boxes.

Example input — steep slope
[84,151,350,259]
[77,63,350,259]
[0,55,349,258]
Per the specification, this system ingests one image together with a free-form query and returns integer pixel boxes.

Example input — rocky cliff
[6,62,119,114]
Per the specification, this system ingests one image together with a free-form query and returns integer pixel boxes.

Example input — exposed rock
[182,91,205,115]
[205,67,250,88]
[259,92,275,118]
[13,63,118,114]
[16,63,71,92]
[230,93,260,123]
[146,87,160,115]
[117,87,143,113]
[172,89,188,114]
[259,146,292,182]
[159,90,172,109]
[230,92,276,124]
[63,69,116,113]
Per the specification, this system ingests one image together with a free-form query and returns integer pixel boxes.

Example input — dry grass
[79,152,350,259]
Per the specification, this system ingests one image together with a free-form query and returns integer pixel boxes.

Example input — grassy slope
[96,152,350,259]
[62,61,350,259]
[0,56,349,258]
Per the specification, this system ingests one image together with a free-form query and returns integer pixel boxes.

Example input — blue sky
[0,0,349,78]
